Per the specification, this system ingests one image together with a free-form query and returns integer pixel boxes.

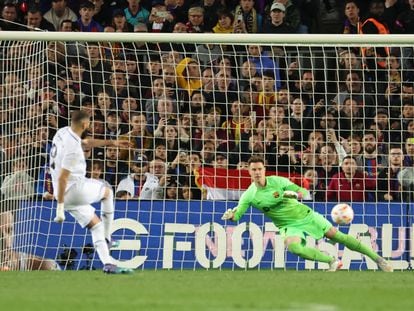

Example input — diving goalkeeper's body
[222,155,393,272]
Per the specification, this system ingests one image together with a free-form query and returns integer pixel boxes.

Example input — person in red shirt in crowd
[326,155,376,202]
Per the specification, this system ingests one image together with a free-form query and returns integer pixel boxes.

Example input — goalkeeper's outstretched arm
[221,190,252,221]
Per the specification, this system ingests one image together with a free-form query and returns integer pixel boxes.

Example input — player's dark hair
[248,155,265,165]
[71,110,90,124]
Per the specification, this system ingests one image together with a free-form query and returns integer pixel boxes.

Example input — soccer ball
[330,203,354,225]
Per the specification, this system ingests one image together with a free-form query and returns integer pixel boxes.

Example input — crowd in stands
[0,0,414,203]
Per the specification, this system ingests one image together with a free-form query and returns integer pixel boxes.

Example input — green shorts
[279,211,332,243]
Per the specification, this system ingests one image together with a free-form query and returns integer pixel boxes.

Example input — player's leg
[283,212,343,271]
[285,236,334,263]
[65,203,113,266]
[87,214,114,266]
[325,227,393,272]
[65,185,132,274]
[100,186,114,245]
[67,179,115,245]
[283,227,333,264]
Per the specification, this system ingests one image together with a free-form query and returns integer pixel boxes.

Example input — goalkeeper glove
[283,190,301,199]
[221,208,236,220]
[54,203,65,223]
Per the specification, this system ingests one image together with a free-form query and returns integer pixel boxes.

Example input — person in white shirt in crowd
[139,158,168,200]
[44,0,77,31]
[116,153,148,199]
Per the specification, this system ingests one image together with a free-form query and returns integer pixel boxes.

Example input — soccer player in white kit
[50,110,132,274]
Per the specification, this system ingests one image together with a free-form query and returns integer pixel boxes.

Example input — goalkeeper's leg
[286,237,333,263]
[326,228,393,271]
[325,227,379,261]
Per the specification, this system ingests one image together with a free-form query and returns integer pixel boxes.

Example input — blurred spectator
[167,0,188,24]
[110,9,134,32]
[262,2,295,34]
[125,0,150,28]
[116,153,148,199]
[274,0,301,32]
[103,145,127,189]
[338,97,364,139]
[288,96,311,143]
[359,0,390,72]
[76,1,103,32]
[332,71,375,119]
[0,2,25,31]
[377,145,404,201]
[212,152,229,169]
[105,111,127,139]
[222,100,251,147]
[95,90,114,117]
[0,157,35,201]
[150,96,178,135]
[176,57,202,97]
[148,0,174,32]
[342,0,361,34]
[327,156,376,202]
[107,70,139,108]
[315,143,340,201]
[172,21,187,32]
[212,8,234,33]
[257,70,277,114]
[233,0,262,33]
[91,0,112,27]
[186,6,205,33]
[274,141,301,173]
[43,0,77,31]
[59,19,75,31]
[67,58,92,99]
[26,6,55,31]
[247,45,280,86]
[362,130,386,181]
[153,140,168,162]
[119,112,152,159]
[403,136,414,167]
[199,0,223,32]
[139,158,168,200]
[85,42,112,89]
[165,179,181,199]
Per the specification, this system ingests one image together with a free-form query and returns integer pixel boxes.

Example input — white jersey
[50,126,86,195]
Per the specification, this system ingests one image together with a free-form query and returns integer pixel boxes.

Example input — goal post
[0,31,413,271]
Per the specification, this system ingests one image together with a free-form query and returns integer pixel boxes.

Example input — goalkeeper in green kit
[221,156,393,272]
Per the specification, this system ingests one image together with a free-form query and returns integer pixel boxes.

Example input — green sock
[288,242,333,263]
[331,230,380,261]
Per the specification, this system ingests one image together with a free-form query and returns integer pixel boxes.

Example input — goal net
[0,32,413,271]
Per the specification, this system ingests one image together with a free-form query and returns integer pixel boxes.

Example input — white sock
[90,222,112,265]
[101,188,114,242]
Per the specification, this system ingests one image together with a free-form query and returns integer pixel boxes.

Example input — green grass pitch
[0,270,413,311]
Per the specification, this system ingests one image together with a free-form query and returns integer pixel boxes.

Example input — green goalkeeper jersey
[233,176,311,227]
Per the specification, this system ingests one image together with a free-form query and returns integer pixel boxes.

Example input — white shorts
[64,178,107,228]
